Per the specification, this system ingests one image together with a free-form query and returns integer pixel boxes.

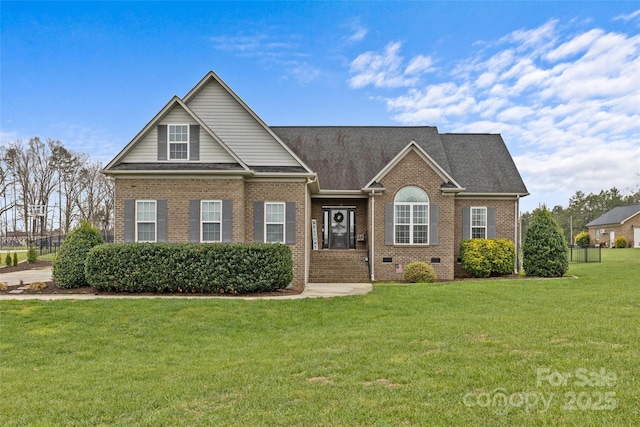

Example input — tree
[523,207,568,277]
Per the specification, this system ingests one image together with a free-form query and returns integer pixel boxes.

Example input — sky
[1,1,639,213]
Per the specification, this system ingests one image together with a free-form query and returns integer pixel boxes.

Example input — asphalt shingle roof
[272,126,528,194]
[585,204,640,227]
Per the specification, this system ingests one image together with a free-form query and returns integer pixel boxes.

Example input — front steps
[309,250,370,283]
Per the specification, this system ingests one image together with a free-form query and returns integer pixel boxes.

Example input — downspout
[370,192,375,282]
[305,177,316,287]
[514,195,520,274]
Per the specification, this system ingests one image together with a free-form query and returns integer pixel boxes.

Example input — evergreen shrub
[460,238,515,278]
[403,261,437,283]
[523,208,568,277]
[85,243,293,294]
[12,252,18,266]
[574,231,590,247]
[52,220,104,288]
[27,244,38,264]
[5,253,11,267]
[614,236,627,248]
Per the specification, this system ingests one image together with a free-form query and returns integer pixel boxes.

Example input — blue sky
[2,1,639,213]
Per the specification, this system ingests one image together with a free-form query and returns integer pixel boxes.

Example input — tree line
[0,137,113,242]
[521,187,640,244]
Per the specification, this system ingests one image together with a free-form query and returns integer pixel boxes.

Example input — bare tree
[76,161,114,238]
[52,145,87,234]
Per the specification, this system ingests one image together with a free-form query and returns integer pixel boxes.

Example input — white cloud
[614,9,640,23]
[349,19,640,210]
[348,42,435,89]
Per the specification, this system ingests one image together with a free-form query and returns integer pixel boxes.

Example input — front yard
[1,249,638,426]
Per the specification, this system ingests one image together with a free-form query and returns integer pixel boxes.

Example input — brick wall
[453,198,519,276]
[373,150,457,281]
[114,176,308,290]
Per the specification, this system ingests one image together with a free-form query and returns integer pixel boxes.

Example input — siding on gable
[123,106,237,163]
[186,80,302,167]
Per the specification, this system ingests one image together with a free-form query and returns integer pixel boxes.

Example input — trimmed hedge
[53,220,105,288]
[85,243,293,294]
[403,261,437,283]
[460,238,515,278]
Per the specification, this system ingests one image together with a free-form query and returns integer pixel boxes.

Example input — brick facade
[114,176,308,290]
[588,215,640,248]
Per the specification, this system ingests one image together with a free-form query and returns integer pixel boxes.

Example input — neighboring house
[585,205,640,248]
[103,71,529,289]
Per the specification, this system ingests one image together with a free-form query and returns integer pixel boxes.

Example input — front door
[322,208,356,249]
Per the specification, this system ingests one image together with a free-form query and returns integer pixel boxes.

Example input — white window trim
[394,202,430,245]
[471,206,488,239]
[168,124,189,161]
[264,202,286,244]
[393,186,430,245]
[201,200,222,243]
[135,200,157,243]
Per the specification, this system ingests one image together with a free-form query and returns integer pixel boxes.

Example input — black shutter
[157,200,167,242]
[189,124,200,161]
[430,203,439,245]
[462,207,471,240]
[487,207,497,239]
[253,201,264,242]
[222,200,233,243]
[189,200,200,243]
[385,203,394,245]
[157,125,167,161]
[285,202,296,245]
[124,199,135,242]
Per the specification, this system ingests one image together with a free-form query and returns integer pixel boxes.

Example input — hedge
[85,243,293,294]
[460,238,515,278]
[403,261,437,283]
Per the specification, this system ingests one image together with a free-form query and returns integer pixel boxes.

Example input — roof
[585,204,640,227]
[272,126,528,195]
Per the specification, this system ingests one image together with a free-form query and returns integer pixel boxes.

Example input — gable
[185,75,306,169]
[124,103,237,164]
[365,141,462,191]
[273,126,451,191]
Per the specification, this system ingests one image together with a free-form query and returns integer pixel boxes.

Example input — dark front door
[323,208,356,249]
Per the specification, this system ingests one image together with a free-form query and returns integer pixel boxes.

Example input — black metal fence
[568,245,602,263]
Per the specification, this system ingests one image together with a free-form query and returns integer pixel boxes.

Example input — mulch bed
[0,260,302,297]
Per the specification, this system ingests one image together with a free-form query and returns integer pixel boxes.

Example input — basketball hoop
[28,205,46,218]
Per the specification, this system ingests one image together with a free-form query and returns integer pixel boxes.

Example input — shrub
[574,231,590,247]
[53,220,104,288]
[27,244,38,263]
[403,261,437,283]
[614,236,627,248]
[12,252,18,266]
[85,242,293,294]
[5,253,11,267]
[523,207,568,277]
[460,238,515,278]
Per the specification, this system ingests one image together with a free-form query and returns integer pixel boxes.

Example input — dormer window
[168,124,189,160]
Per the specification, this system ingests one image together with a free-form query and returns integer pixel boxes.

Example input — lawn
[1,249,638,426]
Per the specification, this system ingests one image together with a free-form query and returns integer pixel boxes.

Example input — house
[103,71,529,289]
[585,205,640,248]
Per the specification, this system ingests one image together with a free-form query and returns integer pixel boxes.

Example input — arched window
[394,186,429,244]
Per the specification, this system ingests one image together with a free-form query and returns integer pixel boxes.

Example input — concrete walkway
[0,267,372,300]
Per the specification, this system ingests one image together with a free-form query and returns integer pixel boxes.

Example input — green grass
[1,249,639,426]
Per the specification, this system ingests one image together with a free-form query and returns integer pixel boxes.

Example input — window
[471,207,487,239]
[265,202,285,243]
[168,124,188,160]
[136,200,156,242]
[201,200,222,242]
[394,186,429,244]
